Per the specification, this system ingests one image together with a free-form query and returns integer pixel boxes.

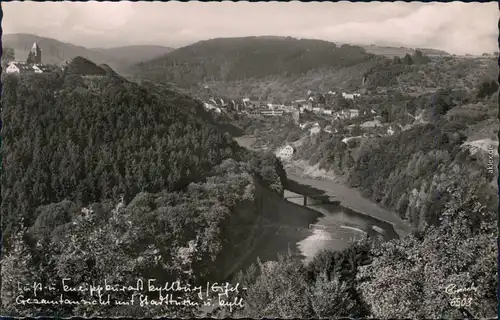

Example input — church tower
[30,42,42,64]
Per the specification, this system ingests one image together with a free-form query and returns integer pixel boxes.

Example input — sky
[2,1,498,55]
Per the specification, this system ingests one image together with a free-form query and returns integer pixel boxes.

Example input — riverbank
[234,135,411,237]
[284,161,411,237]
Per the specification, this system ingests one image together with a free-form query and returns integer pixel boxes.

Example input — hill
[2,33,126,70]
[360,44,450,57]
[64,56,108,76]
[91,45,173,65]
[92,45,175,65]
[191,58,383,101]
[2,34,172,72]
[128,36,376,88]
[1,60,289,317]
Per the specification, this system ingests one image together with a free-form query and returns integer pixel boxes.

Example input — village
[199,88,414,160]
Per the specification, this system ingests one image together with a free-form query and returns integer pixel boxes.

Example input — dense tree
[476,79,499,99]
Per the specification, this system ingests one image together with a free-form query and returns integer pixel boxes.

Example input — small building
[261,109,283,117]
[360,120,382,128]
[342,92,361,100]
[5,62,35,74]
[310,124,321,136]
[312,105,324,113]
[277,145,295,158]
[348,109,360,118]
[322,107,333,115]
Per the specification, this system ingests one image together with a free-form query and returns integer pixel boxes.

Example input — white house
[6,62,35,74]
[323,109,333,115]
[360,119,382,128]
[348,109,360,118]
[342,92,354,100]
[277,145,295,158]
[312,106,322,113]
[387,126,395,136]
[324,125,333,133]
[32,65,44,73]
[309,124,321,135]
[342,136,363,144]
[203,102,221,113]
[342,92,361,100]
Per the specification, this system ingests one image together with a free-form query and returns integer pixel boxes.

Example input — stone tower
[30,42,42,64]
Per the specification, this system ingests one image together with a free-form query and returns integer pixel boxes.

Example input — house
[261,109,284,117]
[323,108,333,116]
[293,99,311,112]
[348,109,359,118]
[324,125,333,133]
[242,98,250,108]
[387,126,395,136]
[203,102,216,110]
[360,120,382,128]
[5,62,36,74]
[342,92,354,100]
[277,145,295,159]
[33,64,54,73]
[342,92,361,100]
[309,124,321,135]
[312,105,324,114]
[333,112,346,120]
[342,136,363,145]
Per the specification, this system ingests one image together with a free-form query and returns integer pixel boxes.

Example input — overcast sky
[2,1,498,55]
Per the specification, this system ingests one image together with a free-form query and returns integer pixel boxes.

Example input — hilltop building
[29,42,42,64]
[5,41,56,75]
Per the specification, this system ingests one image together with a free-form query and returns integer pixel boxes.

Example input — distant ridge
[2,34,174,71]
[91,45,174,64]
[129,36,376,87]
[359,44,450,57]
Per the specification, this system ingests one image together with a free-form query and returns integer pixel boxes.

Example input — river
[233,135,410,270]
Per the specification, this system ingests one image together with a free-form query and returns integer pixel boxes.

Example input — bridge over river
[283,193,339,206]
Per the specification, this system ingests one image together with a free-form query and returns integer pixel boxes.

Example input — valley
[1,28,497,319]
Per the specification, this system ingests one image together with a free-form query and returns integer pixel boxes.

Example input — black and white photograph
[0,1,498,318]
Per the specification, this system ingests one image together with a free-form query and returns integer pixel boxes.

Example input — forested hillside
[1,58,288,317]
[90,45,173,65]
[128,36,376,89]
[189,51,496,102]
